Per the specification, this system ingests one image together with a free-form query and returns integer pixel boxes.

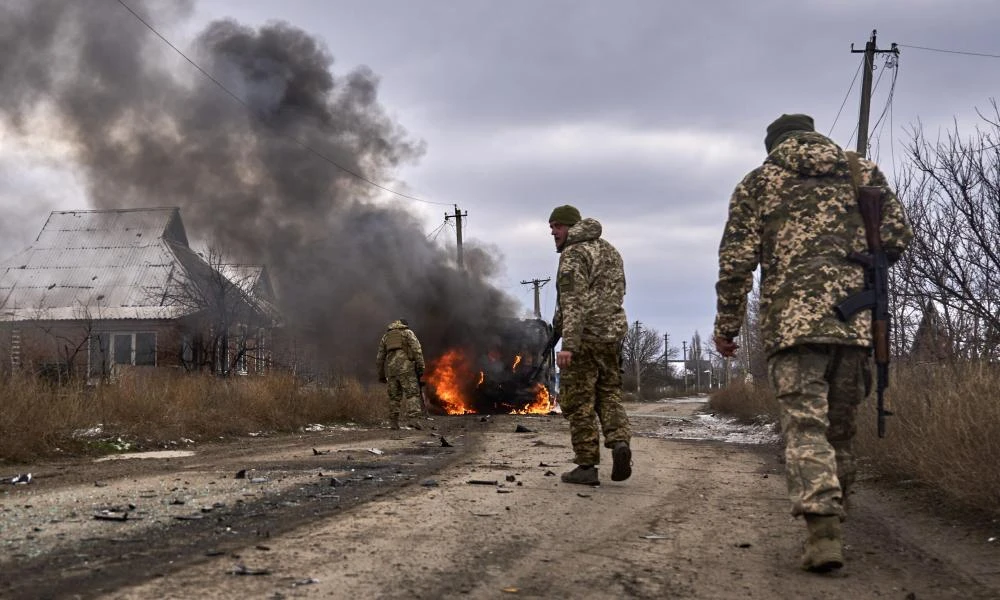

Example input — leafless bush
[708,379,778,424]
[894,101,1000,360]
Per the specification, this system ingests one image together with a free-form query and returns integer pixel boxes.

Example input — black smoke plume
[0,1,521,377]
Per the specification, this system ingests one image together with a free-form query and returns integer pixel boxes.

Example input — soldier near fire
[549,205,633,486]
[713,114,912,572]
[376,319,426,429]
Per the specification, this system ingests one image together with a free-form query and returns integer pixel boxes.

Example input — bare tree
[621,322,663,398]
[895,101,1000,360]
[157,245,277,376]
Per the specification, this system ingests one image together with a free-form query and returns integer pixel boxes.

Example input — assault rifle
[415,366,429,415]
[528,332,561,382]
[833,185,893,438]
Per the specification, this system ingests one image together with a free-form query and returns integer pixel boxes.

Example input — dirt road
[2,400,998,599]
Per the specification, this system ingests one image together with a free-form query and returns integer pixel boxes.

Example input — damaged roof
[1,208,214,321]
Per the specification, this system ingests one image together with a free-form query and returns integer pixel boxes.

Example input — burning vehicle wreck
[425,318,557,415]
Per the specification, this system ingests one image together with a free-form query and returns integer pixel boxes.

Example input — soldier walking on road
[549,205,633,486]
[376,319,426,430]
[713,114,912,572]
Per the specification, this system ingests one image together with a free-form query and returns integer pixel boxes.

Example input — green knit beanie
[548,205,581,226]
[764,114,815,152]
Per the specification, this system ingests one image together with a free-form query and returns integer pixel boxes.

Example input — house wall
[0,318,276,381]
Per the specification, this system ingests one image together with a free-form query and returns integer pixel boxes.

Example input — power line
[869,55,900,163]
[828,55,864,137]
[898,43,1000,60]
[114,0,450,206]
[426,220,448,242]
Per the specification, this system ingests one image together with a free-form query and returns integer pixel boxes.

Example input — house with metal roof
[0,208,278,381]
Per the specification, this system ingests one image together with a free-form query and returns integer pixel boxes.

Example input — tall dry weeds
[708,361,1000,517]
[708,379,779,424]
[0,372,390,464]
[856,361,1000,514]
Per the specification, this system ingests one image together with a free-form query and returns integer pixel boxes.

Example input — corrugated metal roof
[0,208,200,322]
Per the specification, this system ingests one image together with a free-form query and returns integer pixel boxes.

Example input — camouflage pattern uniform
[554,218,632,466]
[375,320,426,428]
[714,129,912,519]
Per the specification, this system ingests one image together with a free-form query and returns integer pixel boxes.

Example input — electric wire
[114,0,450,206]
[869,55,900,164]
[828,55,865,137]
[898,43,1000,59]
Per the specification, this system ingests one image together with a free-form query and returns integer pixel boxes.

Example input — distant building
[0,208,279,382]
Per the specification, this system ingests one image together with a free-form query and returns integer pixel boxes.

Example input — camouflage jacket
[376,320,425,378]
[553,218,628,351]
[714,131,913,356]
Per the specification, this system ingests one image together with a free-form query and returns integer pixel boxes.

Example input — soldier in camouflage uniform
[376,319,426,430]
[549,205,633,486]
[713,114,912,572]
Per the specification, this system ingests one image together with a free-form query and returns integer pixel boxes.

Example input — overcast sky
[2,0,998,355]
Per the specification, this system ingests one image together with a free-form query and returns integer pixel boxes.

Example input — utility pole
[682,340,688,394]
[851,29,899,157]
[662,332,670,377]
[519,277,550,319]
[694,337,701,392]
[444,205,468,269]
[633,320,642,399]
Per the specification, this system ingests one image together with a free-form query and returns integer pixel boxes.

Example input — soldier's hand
[556,350,573,368]
[714,336,739,358]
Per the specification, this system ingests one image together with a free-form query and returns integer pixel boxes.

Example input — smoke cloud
[0,1,521,376]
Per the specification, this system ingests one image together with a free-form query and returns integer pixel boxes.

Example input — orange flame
[426,347,555,416]
[425,348,476,414]
[513,383,552,414]
[512,355,522,372]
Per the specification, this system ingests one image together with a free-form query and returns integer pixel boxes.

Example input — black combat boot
[611,442,632,481]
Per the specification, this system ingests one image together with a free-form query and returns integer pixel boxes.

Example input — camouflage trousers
[768,344,871,519]
[386,371,423,426]
[559,340,631,466]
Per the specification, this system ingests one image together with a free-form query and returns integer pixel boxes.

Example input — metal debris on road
[641,533,669,540]
[250,477,268,483]
[367,448,385,455]
[514,424,533,433]
[440,436,453,447]
[230,563,270,576]
[5,473,32,484]
[235,469,247,479]
[312,448,331,455]
[467,479,498,485]
[93,510,129,522]
[292,577,320,587]
[420,479,439,487]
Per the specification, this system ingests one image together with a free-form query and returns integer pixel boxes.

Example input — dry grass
[708,361,1000,517]
[855,361,1000,514]
[0,372,389,464]
[708,379,779,424]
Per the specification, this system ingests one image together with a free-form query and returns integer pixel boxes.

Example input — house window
[91,332,157,371]
[135,333,156,366]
